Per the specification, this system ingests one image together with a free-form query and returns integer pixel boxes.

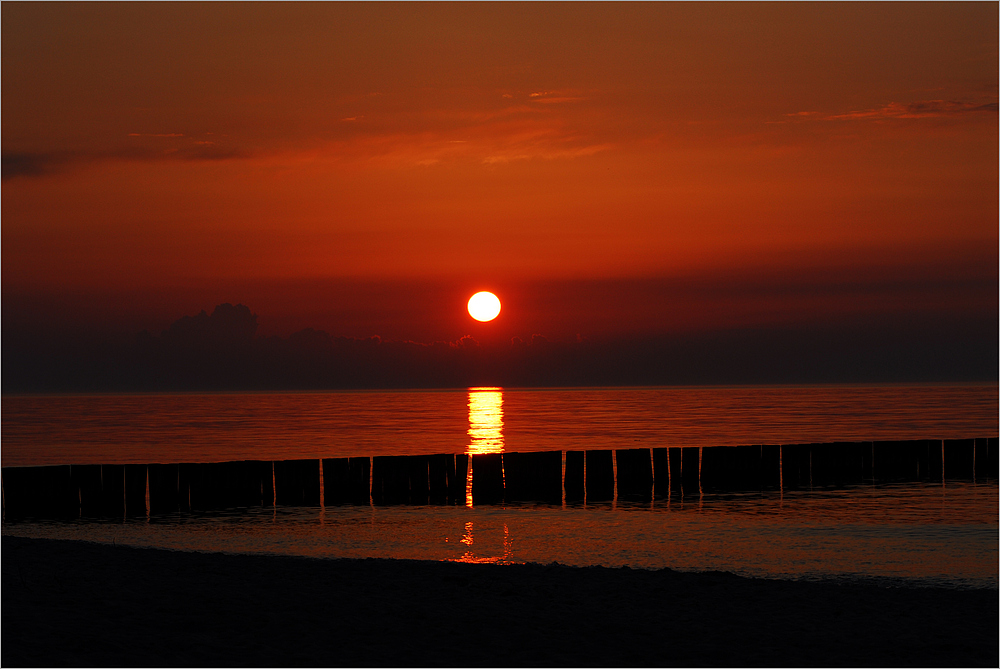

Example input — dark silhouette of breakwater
[1,438,995,519]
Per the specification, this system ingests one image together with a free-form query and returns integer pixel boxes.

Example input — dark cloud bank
[3,303,996,393]
[1,145,248,180]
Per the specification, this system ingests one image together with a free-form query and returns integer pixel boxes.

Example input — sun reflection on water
[467,388,504,455]
[455,389,517,562]
[466,388,505,508]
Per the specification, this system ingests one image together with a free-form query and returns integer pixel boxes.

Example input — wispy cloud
[5,87,608,179]
[528,89,587,104]
[821,100,998,121]
[1,152,74,179]
[282,87,613,169]
[2,144,250,180]
[482,143,611,165]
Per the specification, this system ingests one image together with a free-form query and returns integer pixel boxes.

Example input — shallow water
[4,481,996,589]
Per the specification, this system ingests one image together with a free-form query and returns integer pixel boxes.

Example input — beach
[3,536,996,667]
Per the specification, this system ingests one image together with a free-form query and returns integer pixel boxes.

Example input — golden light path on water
[467,388,505,456]
[460,387,513,563]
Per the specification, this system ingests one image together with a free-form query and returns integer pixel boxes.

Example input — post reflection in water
[466,387,505,508]
[454,520,514,564]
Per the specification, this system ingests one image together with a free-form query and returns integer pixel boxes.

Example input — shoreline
[3,536,997,667]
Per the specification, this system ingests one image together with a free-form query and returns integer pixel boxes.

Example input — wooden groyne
[1,438,995,519]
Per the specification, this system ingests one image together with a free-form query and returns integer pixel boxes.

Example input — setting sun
[468,292,501,322]
[1,5,996,665]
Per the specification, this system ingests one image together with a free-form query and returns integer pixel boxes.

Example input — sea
[2,384,997,588]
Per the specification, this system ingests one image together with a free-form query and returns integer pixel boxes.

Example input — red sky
[3,3,997,344]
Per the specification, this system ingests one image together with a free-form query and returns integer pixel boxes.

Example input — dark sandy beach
[2,536,996,667]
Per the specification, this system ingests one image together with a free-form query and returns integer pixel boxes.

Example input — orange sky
[3,3,997,342]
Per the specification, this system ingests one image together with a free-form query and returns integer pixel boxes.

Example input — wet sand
[3,536,996,667]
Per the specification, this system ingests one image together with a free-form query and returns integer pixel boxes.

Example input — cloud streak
[528,89,587,104]
[819,99,998,121]
[1,145,251,180]
[4,86,609,179]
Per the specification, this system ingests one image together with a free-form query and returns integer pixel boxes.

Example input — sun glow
[467,291,501,322]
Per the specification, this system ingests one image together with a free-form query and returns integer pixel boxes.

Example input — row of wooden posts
[1,438,994,519]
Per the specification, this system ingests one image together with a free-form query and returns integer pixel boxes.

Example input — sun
[468,291,501,322]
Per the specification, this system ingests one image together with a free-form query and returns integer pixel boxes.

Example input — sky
[2,3,997,365]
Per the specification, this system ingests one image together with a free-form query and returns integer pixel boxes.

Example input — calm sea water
[2,385,997,588]
[2,384,996,466]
